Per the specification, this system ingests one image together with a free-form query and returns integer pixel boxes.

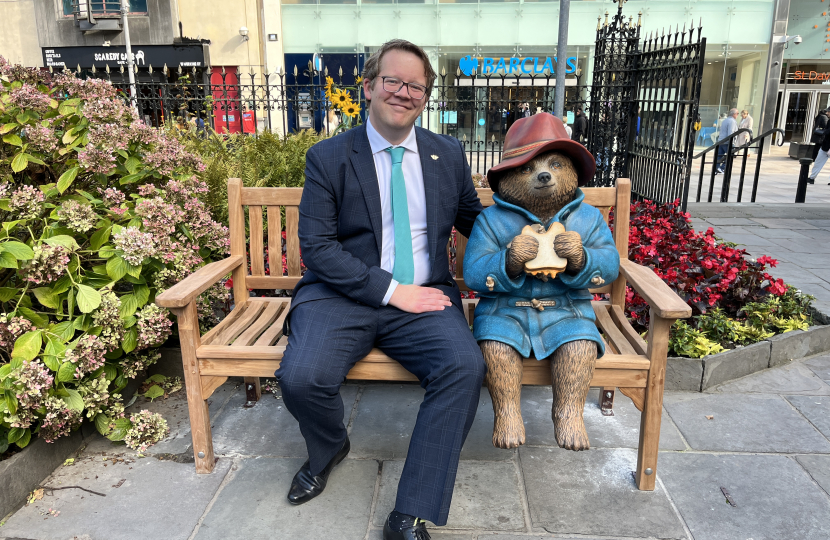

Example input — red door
[211,67,242,134]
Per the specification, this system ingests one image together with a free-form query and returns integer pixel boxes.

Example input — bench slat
[213,302,267,346]
[241,187,304,206]
[610,305,648,356]
[253,300,291,346]
[267,206,282,277]
[234,301,286,347]
[201,301,249,346]
[593,303,637,355]
[249,206,265,276]
[285,206,301,276]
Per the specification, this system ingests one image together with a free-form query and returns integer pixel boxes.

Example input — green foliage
[669,320,725,358]
[178,129,324,224]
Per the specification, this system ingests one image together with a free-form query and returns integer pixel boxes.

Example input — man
[715,108,738,174]
[274,40,486,540]
[571,106,588,145]
[736,109,753,148]
[808,116,830,185]
[809,109,829,182]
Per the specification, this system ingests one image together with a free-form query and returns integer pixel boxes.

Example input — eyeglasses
[380,76,428,100]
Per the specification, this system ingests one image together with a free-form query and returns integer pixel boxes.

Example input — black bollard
[796,157,813,203]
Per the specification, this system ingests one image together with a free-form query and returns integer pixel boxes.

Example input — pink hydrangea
[39,395,82,443]
[0,314,34,352]
[65,334,108,378]
[24,244,70,284]
[57,199,98,233]
[99,187,126,206]
[54,73,119,100]
[8,83,52,112]
[25,123,58,154]
[78,375,110,419]
[91,291,124,349]
[112,226,155,265]
[3,360,53,429]
[124,410,169,451]
[120,349,161,379]
[77,145,117,174]
[135,304,172,349]
[10,185,45,220]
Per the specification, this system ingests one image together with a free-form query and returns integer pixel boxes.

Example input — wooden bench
[155,177,691,490]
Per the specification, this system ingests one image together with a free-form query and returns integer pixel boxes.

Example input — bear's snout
[536,172,552,185]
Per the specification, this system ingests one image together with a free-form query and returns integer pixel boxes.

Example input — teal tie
[385,146,415,285]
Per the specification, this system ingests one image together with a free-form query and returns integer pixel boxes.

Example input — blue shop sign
[459,55,577,76]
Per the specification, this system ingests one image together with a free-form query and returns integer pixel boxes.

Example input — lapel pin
[431,155,439,160]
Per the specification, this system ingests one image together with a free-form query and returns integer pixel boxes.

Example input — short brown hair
[361,40,437,102]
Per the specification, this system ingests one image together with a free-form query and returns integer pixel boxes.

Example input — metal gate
[587,1,705,208]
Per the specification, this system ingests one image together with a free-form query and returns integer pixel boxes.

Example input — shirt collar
[366,117,418,156]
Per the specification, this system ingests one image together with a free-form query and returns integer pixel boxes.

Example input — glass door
[778,91,813,143]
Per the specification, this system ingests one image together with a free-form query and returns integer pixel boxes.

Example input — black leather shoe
[383,513,432,540]
[287,437,350,505]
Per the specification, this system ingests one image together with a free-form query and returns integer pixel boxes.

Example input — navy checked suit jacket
[286,123,483,331]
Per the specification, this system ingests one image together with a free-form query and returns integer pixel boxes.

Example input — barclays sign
[459,55,577,76]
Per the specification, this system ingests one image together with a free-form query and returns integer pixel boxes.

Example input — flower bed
[0,59,229,457]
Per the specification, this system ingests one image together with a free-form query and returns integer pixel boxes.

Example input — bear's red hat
[486,112,596,193]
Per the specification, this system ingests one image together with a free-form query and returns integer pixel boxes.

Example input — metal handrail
[689,127,785,205]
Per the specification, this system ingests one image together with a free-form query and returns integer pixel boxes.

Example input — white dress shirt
[365,118,430,304]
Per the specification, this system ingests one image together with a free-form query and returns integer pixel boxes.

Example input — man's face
[363,50,428,134]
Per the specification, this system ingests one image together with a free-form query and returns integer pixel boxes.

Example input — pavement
[3,152,830,540]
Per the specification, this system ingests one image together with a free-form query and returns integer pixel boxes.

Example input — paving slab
[518,447,686,539]
[751,227,811,239]
[805,355,830,380]
[659,453,830,540]
[749,218,819,229]
[81,380,239,457]
[663,393,830,453]
[349,385,512,462]
[372,460,525,531]
[781,253,830,269]
[713,233,776,246]
[368,530,473,539]
[710,362,830,395]
[0,454,232,540]
[194,457,377,540]
[795,454,830,495]
[522,387,687,451]
[705,217,760,226]
[785,395,830,440]
[210,383,358,458]
[797,228,830,240]
[769,237,830,253]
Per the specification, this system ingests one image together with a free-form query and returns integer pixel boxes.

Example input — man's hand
[388,285,452,314]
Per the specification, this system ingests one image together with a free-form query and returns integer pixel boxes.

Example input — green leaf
[126,263,142,278]
[2,241,34,260]
[3,219,23,233]
[24,154,45,166]
[146,374,166,383]
[15,111,31,124]
[75,284,102,313]
[18,306,49,328]
[122,315,136,328]
[51,320,75,342]
[107,417,131,441]
[0,251,17,269]
[15,429,32,449]
[119,294,138,317]
[144,384,165,401]
[8,427,25,444]
[99,246,116,259]
[0,287,17,302]
[3,133,22,147]
[134,283,150,306]
[103,363,118,380]
[118,172,145,185]
[0,123,18,135]
[11,330,42,361]
[0,364,11,380]
[94,413,112,436]
[43,335,67,371]
[122,326,138,353]
[5,391,17,415]
[33,287,59,309]
[59,103,77,117]
[62,388,84,411]
[106,256,128,281]
[89,225,111,251]
[58,361,76,382]
[42,350,61,371]
[124,156,141,174]
[56,166,80,194]
[52,274,72,295]
[11,153,28,172]
[44,235,79,251]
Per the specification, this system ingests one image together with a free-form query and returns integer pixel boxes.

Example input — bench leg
[243,377,261,408]
[635,315,672,491]
[175,302,216,474]
[599,387,615,416]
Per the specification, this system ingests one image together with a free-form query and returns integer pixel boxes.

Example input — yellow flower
[331,89,353,108]
[355,75,363,84]
[342,101,361,118]
[325,76,334,92]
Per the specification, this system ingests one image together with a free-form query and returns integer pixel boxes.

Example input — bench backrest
[227,178,631,308]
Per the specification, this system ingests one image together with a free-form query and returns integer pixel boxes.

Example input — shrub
[0,58,229,452]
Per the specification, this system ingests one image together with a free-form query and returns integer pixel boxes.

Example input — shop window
[63,0,148,17]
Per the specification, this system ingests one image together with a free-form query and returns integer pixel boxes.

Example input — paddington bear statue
[463,113,620,451]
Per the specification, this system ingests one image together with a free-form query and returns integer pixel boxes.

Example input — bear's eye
[551,161,561,169]
[521,166,532,174]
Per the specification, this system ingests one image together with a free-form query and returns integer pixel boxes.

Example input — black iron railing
[690,127,785,204]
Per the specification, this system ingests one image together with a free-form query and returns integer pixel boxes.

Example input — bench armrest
[155,256,244,309]
[619,259,692,320]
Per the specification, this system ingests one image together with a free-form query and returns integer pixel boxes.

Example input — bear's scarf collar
[491,188,585,226]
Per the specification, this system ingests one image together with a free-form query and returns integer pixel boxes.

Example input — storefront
[773,62,830,143]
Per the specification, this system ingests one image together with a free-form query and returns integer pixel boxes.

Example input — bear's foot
[493,410,526,449]
[553,413,590,451]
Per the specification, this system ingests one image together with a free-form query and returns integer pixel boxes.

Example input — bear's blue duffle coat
[463,189,620,360]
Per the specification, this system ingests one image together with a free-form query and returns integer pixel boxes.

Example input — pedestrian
[737,109,753,147]
[810,109,828,161]
[520,102,532,118]
[711,112,727,144]
[572,106,588,145]
[808,119,830,185]
[274,39,485,540]
[715,108,738,173]
[561,115,572,138]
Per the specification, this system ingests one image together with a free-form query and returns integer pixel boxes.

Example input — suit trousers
[274,296,486,526]
[810,147,829,180]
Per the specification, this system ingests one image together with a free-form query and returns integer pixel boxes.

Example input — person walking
[716,108,738,173]
[808,120,830,185]
[572,106,588,145]
[810,109,829,163]
[737,110,753,147]
[274,39,486,540]
[711,112,727,144]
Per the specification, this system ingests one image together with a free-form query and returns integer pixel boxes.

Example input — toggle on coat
[463,189,620,360]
